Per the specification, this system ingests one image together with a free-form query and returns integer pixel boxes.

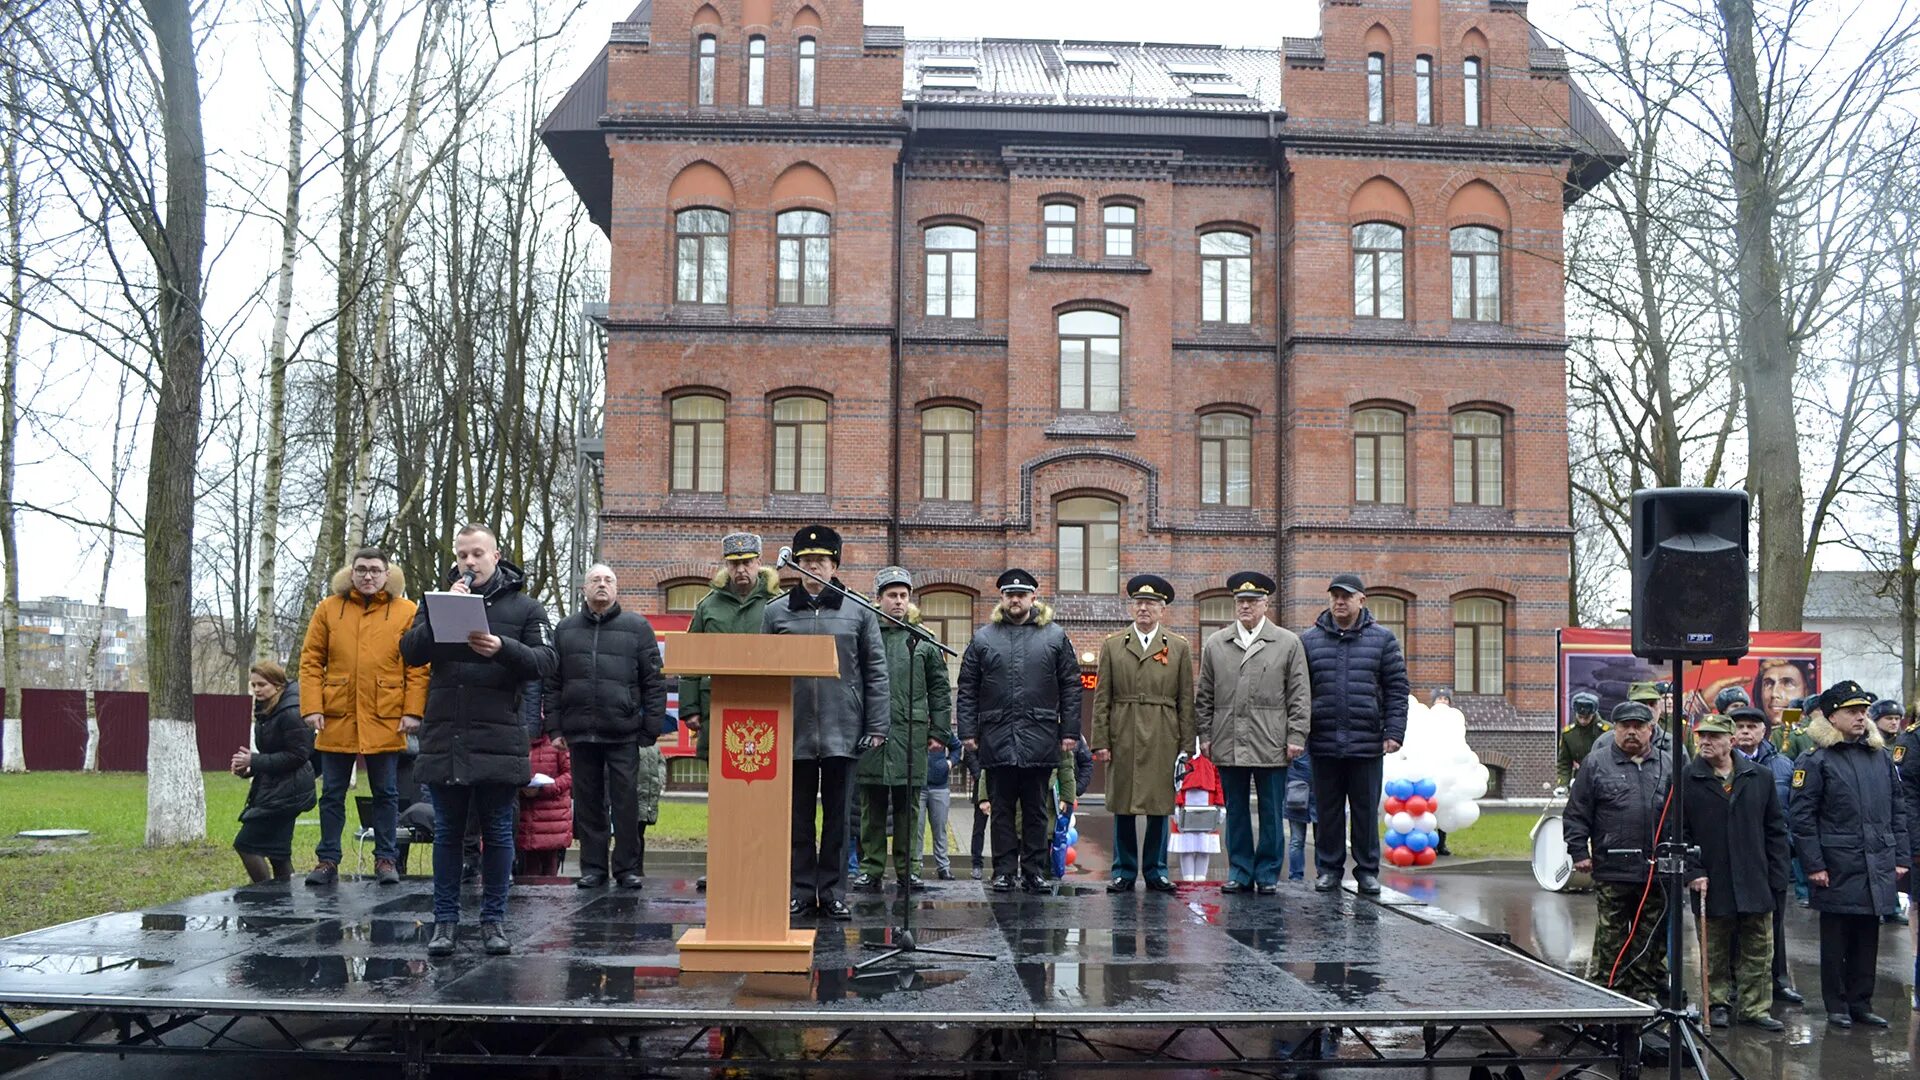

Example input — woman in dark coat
[232,660,316,884]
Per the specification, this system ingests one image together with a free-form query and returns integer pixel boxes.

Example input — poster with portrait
[1556,628,1822,730]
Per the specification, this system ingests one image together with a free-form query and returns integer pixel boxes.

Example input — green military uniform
[1556,691,1608,787]
[1592,883,1670,1003]
[855,590,954,884]
[677,537,782,761]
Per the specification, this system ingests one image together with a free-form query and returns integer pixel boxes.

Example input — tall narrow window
[697,35,717,105]
[1367,53,1385,123]
[1056,496,1121,594]
[1452,410,1504,506]
[1415,55,1432,124]
[674,209,730,305]
[1199,412,1252,507]
[1057,310,1121,412]
[919,590,975,682]
[772,396,827,493]
[1453,597,1505,695]
[1200,231,1252,324]
[920,406,975,501]
[1103,204,1137,258]
[1352,223,1405,319]
[1354,408,1406,504]
[747,37,766,106]
[1463,57,1482,127]
[1044,202,1077,257]
[776,210,831,305]
[670,395,725,493]
[1197,595,1235,643]
[1451,226,1501,321]
[797,37,817,107]
[924,224,977,318]
[1371,594,1409,646]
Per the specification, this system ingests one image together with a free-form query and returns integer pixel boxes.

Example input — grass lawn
[1426,808,1538,861]
[0,772,713,940]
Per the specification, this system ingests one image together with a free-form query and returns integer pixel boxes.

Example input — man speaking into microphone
[762,526,889,920]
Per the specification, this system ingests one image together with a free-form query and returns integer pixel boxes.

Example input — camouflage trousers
[1705,912,1773,1019]
[1590,882,1670,1004]
[636,744,666,826]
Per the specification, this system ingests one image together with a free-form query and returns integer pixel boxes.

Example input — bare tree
[1,31,26,772]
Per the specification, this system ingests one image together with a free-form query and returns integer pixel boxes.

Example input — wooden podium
[661,632,839,973]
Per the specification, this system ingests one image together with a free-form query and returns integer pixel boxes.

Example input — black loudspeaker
[1630,487,1750,661]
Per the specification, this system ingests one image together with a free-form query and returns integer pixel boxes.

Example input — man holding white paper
[400,524,557,958]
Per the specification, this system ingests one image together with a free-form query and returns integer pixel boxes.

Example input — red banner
[1556,628,1821,729]
[717,708,779,783]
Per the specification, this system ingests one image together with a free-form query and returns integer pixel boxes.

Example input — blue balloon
[1387,779,1413,800]
[1066,828,1079,847]
[1384,830,1406,849]
[1405,830,1430,853]
[1414,778,1438,799]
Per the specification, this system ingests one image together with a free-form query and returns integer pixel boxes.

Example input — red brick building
[542,0,1622,793]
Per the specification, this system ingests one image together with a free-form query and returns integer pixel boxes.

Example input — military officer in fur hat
[1091,574,1195,893]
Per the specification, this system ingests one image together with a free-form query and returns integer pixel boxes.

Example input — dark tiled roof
[864,25,905,50]
[904,38,1283,113]
[1282,37,1325,65]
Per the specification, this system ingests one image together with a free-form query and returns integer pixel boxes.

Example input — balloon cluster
[1064,824,1079,867]
[1378,698,1490,866]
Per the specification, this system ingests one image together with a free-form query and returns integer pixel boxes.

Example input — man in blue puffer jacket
[1300,573,1408,895]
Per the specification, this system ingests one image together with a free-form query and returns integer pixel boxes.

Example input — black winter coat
[1894,724,1920,870]
[1681,754,1789,917]
[956,602,1082,770]
[243,684,317,820]
[1790,718,1909,916]
[400,559,557,787]
[542,602,667,746]
[1563,739,1675,885]
[1299,608,1409,758]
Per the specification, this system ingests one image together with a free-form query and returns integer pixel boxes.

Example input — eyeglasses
[351,568,385,576]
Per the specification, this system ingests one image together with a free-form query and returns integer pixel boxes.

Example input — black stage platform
[0,877,1651,1077]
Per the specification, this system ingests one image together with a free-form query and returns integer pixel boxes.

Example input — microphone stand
[775,554,992,970]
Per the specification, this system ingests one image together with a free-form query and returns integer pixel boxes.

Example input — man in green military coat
[853,567,954,892]
[677,531,781,890]
[1092,574,1195,894]
[1556,690,1608,788]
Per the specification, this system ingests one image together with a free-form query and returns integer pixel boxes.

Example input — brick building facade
[542,0,1622,795]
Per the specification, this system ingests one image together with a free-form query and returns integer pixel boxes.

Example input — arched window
[1199,411,1252,507]
[747,36,767,106]
[1451,226,1500,322]
[674,208,729,305]
[665,582,710,612]
[1056,496,1121,594]
[771,395,828,493]
[1200,231,1252,324]
[1354,407,1406,504]
[1453,596,1505,695]
[924,224,977,319]
[1452,410,1504,506]
[1043,202,1077,257]
[696,34,717,105]
[1197,594,1235,644]
[920,406,975,501]
[919,590,975,681]
[1352,223,1405,319]
[775,209,831,306]
[1463,56,1482,127]
[1057,309,1121,412]
[1415,55,1433,124]
[1103,203,1137,258]
[670,394,725,493]
[797,37,817,107]
[1369,593,1409,646]
[1366,53,1385,123]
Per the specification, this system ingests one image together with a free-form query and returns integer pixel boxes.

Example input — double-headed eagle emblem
[724,717,775,775]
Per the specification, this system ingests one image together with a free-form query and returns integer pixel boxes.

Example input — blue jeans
[1219,766,1285,886]
[429,783,516,925]
[1286,818,1309,880]
[1112,815,1169,882]
[315,751,399,864]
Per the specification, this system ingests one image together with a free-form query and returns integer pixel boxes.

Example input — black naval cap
[1229,571,1276,598]
[791,525,842,563]
[996,568,1039,594]
[1819,680,1874,716]
[1126,574,1174,603]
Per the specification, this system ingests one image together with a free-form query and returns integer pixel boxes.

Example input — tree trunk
[1,51,23,773]
[254,0,317,662]
[140,0,209,845]
[1900,308,1917,709]
[1718,0,1807,630]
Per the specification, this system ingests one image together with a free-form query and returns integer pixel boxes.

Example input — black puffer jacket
[242,684,317,821]
[1790,717,1909,916]
[956,602,1082,770]
[1299,608,1409,758]
[542,602,667,746]
[400,559,557,787]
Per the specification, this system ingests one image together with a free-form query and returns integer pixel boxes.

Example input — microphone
[776,546,794,567]
[460,570,476,590]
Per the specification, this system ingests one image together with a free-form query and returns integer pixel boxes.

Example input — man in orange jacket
[299,546,430,884]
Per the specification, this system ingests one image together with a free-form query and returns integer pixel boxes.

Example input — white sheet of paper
[529,773,554,787]
[424,591,490,644]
